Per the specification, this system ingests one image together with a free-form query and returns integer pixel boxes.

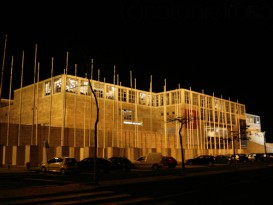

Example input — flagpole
[7,55,13,146]
[62,52,69,146]
[31,44,38,145]
[0,34,7,107]
[164,79,167,148]
[112,65,116,146]
[18,51,24,146]
[74,64,77,147]
[150,75,153,132]
[91,59,93,80]
[134,78,137,147]
[48,57,54,145]
[89,60,94,146]
[36,62,40,145]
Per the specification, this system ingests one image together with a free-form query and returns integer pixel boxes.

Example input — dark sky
[1,0,273,141]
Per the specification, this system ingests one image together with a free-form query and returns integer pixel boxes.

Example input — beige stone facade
[0,74,251,166]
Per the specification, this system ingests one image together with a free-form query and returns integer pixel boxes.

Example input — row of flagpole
[1,33,244,153]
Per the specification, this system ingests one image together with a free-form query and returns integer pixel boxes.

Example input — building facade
[0,73,266,167]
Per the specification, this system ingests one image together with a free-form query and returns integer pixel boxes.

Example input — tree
[167,115,195,176]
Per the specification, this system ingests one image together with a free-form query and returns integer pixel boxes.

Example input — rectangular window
[231,103,235,113]
[193,93,198,105]
[160,94,164,106]
[118,88,127,102]
[165,93,169,105]
[207,97,212,108]
[225,101,230,112]
[122,109,132,120]
[129,90,135,103]
[139,92,146,105]
[171,91,180,104]
[240,105,245,115]
[106,85,115,100]
[80,80,89,95]
[226,113,230,124]
[200,95,205,107]
[66,78,78,93]
[44,81,51,95]
[54,78,62,93]
[94,82,104,98]
[185,91,190,104]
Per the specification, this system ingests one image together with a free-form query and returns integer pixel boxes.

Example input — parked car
[231,154,249,163]
[185,155,215,166]
[41,156,79,175]
[162,156,177,168]
[132,152,164,170]
[214,155,232,164]
[78,157,115,173]
[108,156,134,171]
[246,153,256,162]
[253,153,267,161]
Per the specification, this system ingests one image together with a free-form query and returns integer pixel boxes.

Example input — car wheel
[41,166,46,173]
[152,164,159,170]
[61,169,66,176]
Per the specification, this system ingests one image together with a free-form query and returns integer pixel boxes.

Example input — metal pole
[0,34,7,108]
[264,132,268,167]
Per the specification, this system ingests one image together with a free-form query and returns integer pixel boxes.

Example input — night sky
[1,1,273,141]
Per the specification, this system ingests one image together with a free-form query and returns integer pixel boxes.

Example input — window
[129,90,135,103]
[171,91,180,104]
[44,81,51,95]
[207,97,212,108]
[106,85,115,99]
[200,95,205,107]
[192,93,198,105]
[185,91,190,104]
[139,92,146,105]
[118,88,127,102]
[80,80,89,95]
[225,101,230,112]
[54,78,62,93]
[122,109,132,120]
[66,78,78,93]
[94,82,104,98]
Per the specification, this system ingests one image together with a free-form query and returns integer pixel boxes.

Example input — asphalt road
[0,162,272,204]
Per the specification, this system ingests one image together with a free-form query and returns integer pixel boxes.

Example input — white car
[41,157,79,175]
[132,152,163,170]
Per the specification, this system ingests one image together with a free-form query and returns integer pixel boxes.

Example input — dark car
[231,154,249,163]
[185,155,215,166]
[77,157,115,173]
[162,156,177,168]
[108,156,134,171]
[214,155,232,164]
